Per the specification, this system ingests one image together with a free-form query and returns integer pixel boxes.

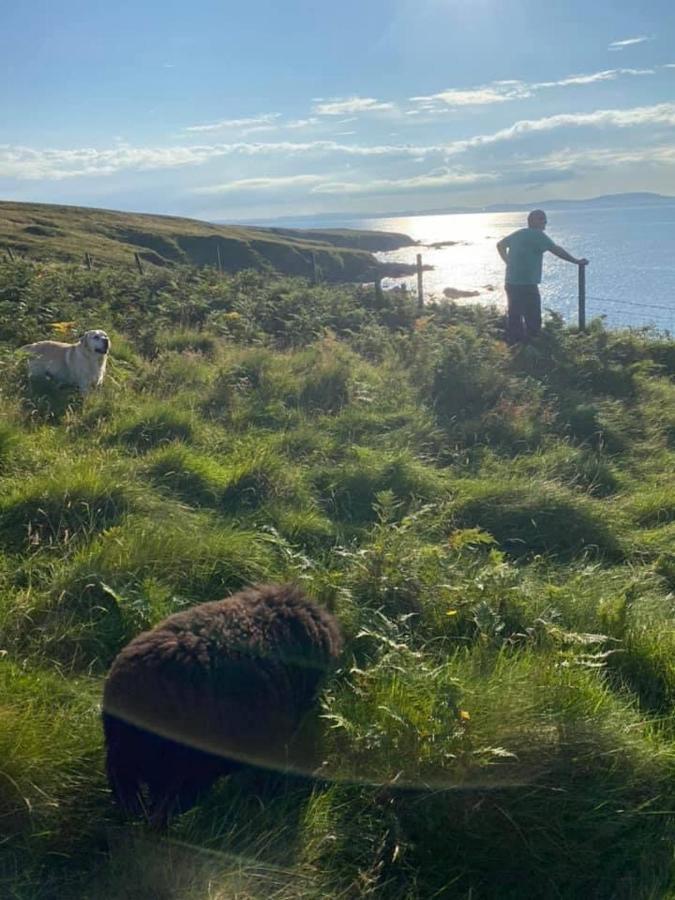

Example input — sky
[1,0,674,222]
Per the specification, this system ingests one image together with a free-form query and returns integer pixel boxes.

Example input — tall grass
[0,260,674,898]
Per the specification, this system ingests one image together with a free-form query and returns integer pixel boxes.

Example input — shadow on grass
[325,743,675,900]
[452,481,625,561]
[15,768,323,900]
[21,376,82,424]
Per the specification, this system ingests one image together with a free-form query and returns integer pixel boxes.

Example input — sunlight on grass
[1,259,674,898]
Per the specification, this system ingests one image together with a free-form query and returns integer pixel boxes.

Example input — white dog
[20,329,111,394]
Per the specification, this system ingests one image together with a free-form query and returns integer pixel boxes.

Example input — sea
[341,205,675,333]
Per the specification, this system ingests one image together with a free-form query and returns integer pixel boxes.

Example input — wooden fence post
[134,252,144,275]
[416,253,424,310]
[311,252,320,284]
[578,262,586,332]
[6,247,15,262]
[216,244,223,273]
[374,276,383,306]
[84,252,93,270]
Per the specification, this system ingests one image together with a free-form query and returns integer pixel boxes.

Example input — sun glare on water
[365,212,521,304]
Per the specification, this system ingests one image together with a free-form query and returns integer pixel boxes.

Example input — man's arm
[549,244,588,266]
[496,238,509,264]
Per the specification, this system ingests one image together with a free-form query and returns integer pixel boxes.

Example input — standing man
[497,210,588,342]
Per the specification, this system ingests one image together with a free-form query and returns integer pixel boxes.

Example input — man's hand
[551,245,588,266]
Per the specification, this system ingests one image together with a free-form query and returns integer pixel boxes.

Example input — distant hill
[483,193,675,212]
[234,193,675,228]
[0,201,415,281]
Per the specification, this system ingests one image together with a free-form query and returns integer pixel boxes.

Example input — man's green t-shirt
[502,228,556,285]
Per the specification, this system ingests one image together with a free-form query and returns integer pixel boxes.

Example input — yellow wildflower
[50,321,77,335]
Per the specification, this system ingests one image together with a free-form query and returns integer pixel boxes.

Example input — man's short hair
[528,209,547,227]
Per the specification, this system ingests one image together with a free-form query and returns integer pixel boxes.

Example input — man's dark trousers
[505,283,542,343]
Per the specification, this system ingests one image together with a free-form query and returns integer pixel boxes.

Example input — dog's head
[81,330,110,356]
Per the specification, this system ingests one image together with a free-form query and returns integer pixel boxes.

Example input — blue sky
[2,0,674,221]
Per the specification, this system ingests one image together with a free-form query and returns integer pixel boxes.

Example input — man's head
[528,210,547,230]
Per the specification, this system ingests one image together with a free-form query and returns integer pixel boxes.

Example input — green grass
[0,456,139,552]
[110,403,197,451]
[450,476,625,560]
[1,259,674,899]
[311,448,449,525]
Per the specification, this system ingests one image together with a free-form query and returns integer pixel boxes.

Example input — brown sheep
[102,583,342,828]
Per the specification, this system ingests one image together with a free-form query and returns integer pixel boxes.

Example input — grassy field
[0,201,414,282]
[0,257,674,898]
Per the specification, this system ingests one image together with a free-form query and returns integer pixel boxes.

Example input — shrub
[296,348,351,414]
[431,325,510,427]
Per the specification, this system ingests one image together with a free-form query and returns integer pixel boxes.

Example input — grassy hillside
[0,201,415,281]
[1,257,674,898]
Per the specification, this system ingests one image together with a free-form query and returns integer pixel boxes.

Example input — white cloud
[0,144,231,179]
[285,118,320,129]
[183,115,322,137]
[5,100,674,183]
[184,114,281,134]
[313,97,395,116]
[412,85,529,108]
[0,140,443,180]
[193,175,326,195]
[411,83,529,108]
[411,68,653,110]
[524,145,675,171]
[535,68,653,87]
[445,103,675,154]
[312,169,495,196]
[608,36,651,51]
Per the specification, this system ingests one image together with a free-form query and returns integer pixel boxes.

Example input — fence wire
[586,294,674,337]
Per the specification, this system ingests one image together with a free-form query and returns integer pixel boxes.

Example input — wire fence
[3,244,675,337]
[395,256,675,337]
[586,294,674,336]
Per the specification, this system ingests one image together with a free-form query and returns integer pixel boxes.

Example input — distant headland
[235,192,675,228]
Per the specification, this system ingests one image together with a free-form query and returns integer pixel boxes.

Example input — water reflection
[350,205,675,330]
[365,212,522,308]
